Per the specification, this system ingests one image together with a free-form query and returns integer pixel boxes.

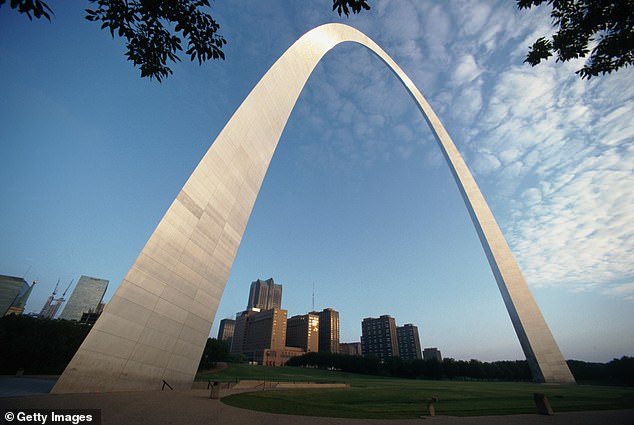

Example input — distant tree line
[197,338,230,370]
[286,352,532,381]
[0,314,91,375]
[2,315,632,386]
[287,352,634,385]
[568,357,634,386]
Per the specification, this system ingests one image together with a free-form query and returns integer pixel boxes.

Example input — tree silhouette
[332,0,370,17]
[5,1,630,80]
[0,0,51,19]
[519,0,634,79]
[1,1,370,81]
[84,0,226,82]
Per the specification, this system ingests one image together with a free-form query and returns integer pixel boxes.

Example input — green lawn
[196,363,388,383]
[197,364,634,418]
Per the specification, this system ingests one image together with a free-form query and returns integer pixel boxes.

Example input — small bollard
[533,393,554,416]
[209,381,220,399]
[427,396,439,417]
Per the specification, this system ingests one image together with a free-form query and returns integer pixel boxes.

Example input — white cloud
[456,1,491,37]
[422,4,452,65]
[601,283,634,301]
[472,152,502,175]
[455,82,483,123]
[378,0,423,43]
[506,149,634,291]
[414,1,634,297]
[453,54,481,85]
[521,187,542,205]
[498,147,522,165]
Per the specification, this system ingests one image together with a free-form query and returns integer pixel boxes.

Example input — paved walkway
[0,377,56,398]
[1,388,633,425]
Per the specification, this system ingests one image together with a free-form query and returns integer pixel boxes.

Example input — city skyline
[1,2,632,363]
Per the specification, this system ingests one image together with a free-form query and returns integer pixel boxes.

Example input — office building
[231,309,264,355]
[5,281,35,316]
[59,275,108,321]
[361,315,399,361]
[231,310,252,355]
[247,278,282,310]
[0,275,29,316]
[316,308,339,353]
[217,318,236,349]
[339,342,362,356]
[396,324,422,360]
[286,312,319,352]
[423,347,443,362]
[241,308,287,362]
[0,275,34,316]
[231,307,296,365]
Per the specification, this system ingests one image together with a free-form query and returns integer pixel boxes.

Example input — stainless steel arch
[53,23,574,393]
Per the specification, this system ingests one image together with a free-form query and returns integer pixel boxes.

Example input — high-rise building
[232,307,291,365]
[423,347,443,362]
[247,278,282,310]
[230,310,252,355]
[0,275,34,316]
[316,308,339,353]
[243,308,287,360]
[396,323,422,360]
[59,275,108,321]
[40,293,62,319]
[339,342,362,356]
[39,279,73,320]
[217,318,236,350]
[286,312,319,352]
[361,315,399,361]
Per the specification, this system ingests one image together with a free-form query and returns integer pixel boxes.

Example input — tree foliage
[7,1,630,81]
[198,337,230,370]
[288,352,634,385]
[0,0,52,20]
[0,0,226,81]
[332,0,370,17]
[84,0,226,82]
[0,315,91,375]
[519,0,634,79]
[286,352,534,381]
[567,356,634,386]
[1,0,372,81]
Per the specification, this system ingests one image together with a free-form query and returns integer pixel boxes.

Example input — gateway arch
[53,23,574,393]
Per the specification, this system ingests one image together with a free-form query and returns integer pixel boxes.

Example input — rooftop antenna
[52,278,60,296]
[62,278,74,297]
[312,281,315,311]
[23,265,33,279]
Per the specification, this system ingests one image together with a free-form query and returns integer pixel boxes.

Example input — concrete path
[0,377,56,398]
[1,388,633,425]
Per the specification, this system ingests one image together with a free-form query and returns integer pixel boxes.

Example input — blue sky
[1,1,632,362]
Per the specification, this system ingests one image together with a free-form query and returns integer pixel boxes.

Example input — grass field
[197,363,634,418]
